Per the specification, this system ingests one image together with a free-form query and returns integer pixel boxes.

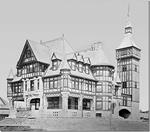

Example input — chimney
[91,41,103,51]
[40,40,42,44]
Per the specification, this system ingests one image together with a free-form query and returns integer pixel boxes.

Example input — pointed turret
[116,5,140,50]
[7,69,14,80]
[125,4,132,34]
[60,35,71,71]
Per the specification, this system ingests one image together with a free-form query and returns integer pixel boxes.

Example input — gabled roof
[76,54,84,63]
[67,53,77,61]
[84,57,91,65]
[51,53,57,60]
[17,40,52,66]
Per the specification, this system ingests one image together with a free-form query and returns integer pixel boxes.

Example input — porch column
[43,95,48,109]
[26,98,31,110]
[78,95,83,117]
[39,96,44,110]
[8,97,14,110]
[59,96,62,109]
[91,96,96,111]
[78,95,83,110]
[62,92,69,117]
[91,96,96,117]
[8,97,16,118]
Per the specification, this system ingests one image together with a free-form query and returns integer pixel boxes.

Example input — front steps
[0,117,149,131]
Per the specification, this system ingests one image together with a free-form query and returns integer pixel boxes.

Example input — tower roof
[116,5,140,50]
[116,35,140,50]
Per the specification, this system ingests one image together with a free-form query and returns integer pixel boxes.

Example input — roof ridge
[41,37,62,44]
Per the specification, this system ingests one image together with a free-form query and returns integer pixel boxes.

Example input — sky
[0,0,148,111]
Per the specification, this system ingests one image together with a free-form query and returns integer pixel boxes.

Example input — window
[47,97,60,109]
[85,65,89,74]
[30,80,34,91]
[122,65,127,71]
[63,75,68,87]
[96,97,102,110]
[96,113,102,117]
[71,61,76,70]
[26,50,31,58]
[12,81,23,95]
[78,63,83,72]
[96,101,102,110]
[17,69,22,76]
[135,65,137,72]
[43,76,61,90]
[25,81,27,91]
[52,61,58,70]
[122,82,127,88]
[83,99,91,110]
[37,79,39,90]
[89,81,92,91]
[122,97,127,106]
[85,80,89,91]
[68,97,78,110]
[97,83,102,92]
[135,82,137,88]
[102,96,111,110]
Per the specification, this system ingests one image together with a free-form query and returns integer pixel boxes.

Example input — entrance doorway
[30,98,40,110]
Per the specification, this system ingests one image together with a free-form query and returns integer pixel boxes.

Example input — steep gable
[17,40,37,67]
[17,40,52,67]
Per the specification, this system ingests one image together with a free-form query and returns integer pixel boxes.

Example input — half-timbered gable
[17,40,37,68]
[16,40,50,78]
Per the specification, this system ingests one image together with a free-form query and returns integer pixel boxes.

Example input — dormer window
[52,60,58,71]
[125,26,132,34]
[69,60,76,71]
[78,63,83,72]
[85,65,89,74]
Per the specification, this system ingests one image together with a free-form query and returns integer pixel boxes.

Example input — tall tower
[116,6,141,120]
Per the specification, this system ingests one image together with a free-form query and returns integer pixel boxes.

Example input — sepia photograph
[0,0,149,131]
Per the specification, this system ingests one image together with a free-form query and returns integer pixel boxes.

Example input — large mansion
[7,14,141,120]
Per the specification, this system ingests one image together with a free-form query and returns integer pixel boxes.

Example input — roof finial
[125,3,132,34]
[127,3,130,17]
[62,33,64,38]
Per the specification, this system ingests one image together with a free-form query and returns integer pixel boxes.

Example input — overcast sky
[0,0,148,111]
